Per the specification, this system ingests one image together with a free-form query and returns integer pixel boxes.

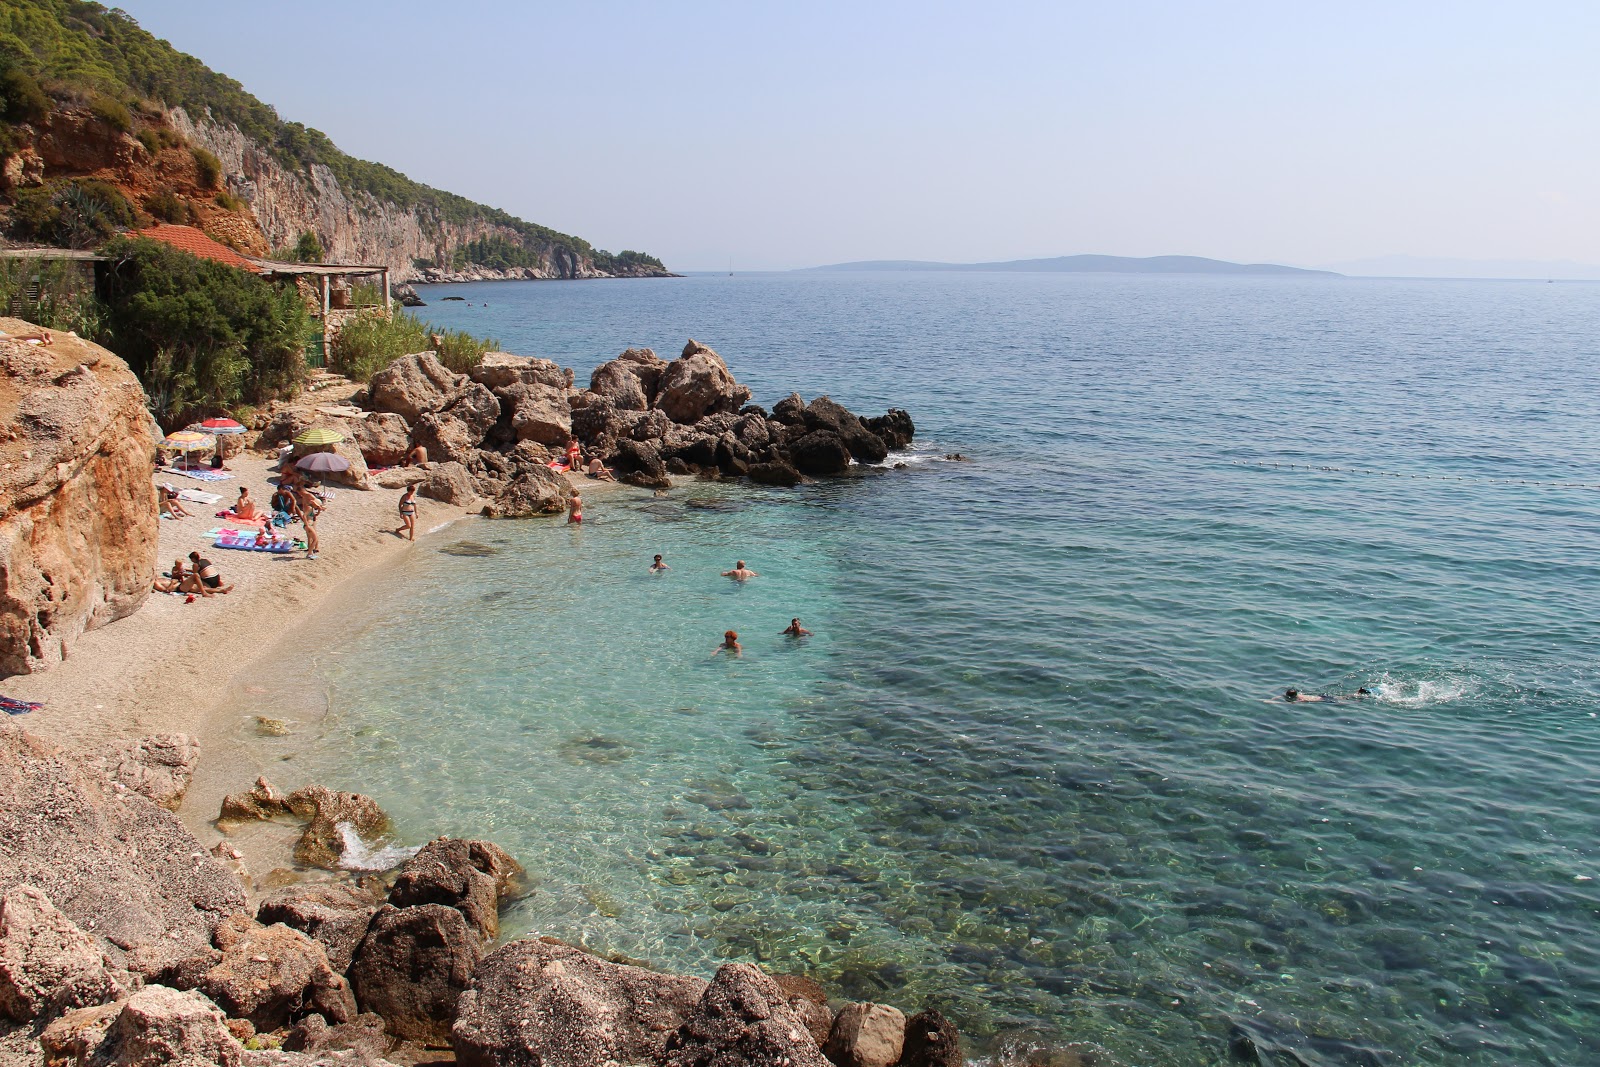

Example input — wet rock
[773,975,833,1048]
[896,1009,960,1067]
[388,838,523,942]
[748,460,802,487]
[789,430,852,476]
[256,884,380,974]
[482,464,568,518]
[472,352,570,393]
[282,1010,393,1060]
[93,734,199,811]
[349,412,413,467]
[0,884,121,1021]
[590,347,667,410]
[368,353,464,423]
[100,985,244,1067]
[1226,1017,1389,1067]
[864,409,915,451]
[451,937,707,1067]
[417,460,477,505]
[198,914,355,1031]
[210,841,251,887]
[654,340,750,423]
[349,904,482,1046]
[825,1002,906,1067]
[219,777,291,822]
[662,963,832,1067]
[612,438,671,490]
[286,786,392,870]
[803,397,889,464]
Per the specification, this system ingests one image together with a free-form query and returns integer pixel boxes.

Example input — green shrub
[214,190,244,212]
[135,127,160,155]
[143,187,189,223]
[0,66,50,123]
[190,145,221,188]
[0,257,103,337]
[330,310,497,382]
[292,230,321,263]
[100,236,312,425]
[87,92,131,132]
[10,178,135,247]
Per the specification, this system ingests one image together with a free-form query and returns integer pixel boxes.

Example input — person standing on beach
[395,485,418,541]
[713,630,742,657]
[722,560,759,582]
[650,554,669,573]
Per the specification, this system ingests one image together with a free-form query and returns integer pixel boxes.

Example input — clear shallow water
[253,274,1600,1066]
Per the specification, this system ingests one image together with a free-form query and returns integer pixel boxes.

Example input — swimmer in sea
[1284,687,1374,703]
[722,560,759,582]
[781,618,811,637]
[650,554,669,573]
[713,630,742,657]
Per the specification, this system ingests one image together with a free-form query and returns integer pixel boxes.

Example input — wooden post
[319,274,331,367]
[381,268,391,316]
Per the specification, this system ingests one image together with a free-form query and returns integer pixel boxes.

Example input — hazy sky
[120,1,1600,272]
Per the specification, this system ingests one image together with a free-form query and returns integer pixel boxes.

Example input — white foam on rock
[335,820,420,871]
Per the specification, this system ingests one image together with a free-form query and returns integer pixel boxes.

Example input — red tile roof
[131,224,260,272]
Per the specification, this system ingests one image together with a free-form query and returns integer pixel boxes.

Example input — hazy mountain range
[805,255,1337,276]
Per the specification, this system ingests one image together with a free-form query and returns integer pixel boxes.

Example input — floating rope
[1230,460,1600,490]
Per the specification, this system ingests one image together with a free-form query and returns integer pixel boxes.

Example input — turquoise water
[261,274,1600,1065]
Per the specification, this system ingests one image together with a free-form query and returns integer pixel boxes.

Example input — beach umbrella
[296,450,350,493]
[293,426,345,447]
[159,430,216,470]
[198,417,247,435]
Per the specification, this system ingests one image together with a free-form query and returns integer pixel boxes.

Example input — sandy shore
[7,451,639,854]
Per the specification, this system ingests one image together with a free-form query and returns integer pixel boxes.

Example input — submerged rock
[438,540,499,557]
[286,786,392,869]
[559,734,635,765]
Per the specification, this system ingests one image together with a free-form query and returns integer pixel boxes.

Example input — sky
[118,1,1600,273]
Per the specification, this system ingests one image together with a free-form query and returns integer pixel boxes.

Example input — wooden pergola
[251,258,392,366]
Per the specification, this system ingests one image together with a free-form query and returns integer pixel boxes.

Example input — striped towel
[162,467,235,483]
[1,695,40,716]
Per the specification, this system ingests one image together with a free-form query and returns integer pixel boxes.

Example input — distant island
[804,254,1339,277]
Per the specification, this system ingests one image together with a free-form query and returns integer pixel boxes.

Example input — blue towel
[1,695,40,716]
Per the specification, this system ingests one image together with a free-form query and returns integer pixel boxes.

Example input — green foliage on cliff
[12,177,134,247]
[99,236,311,425]
[0,255,102,336]
[331,310,499,382]
[0,0,665,273]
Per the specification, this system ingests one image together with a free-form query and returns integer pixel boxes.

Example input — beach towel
[548,460,570,472]
[215,535,294,553]
[0,695,40,716]
[177,489,222,505]
[163,467,234,483]
[215,510,267,527]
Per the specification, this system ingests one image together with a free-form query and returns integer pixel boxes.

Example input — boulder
[825,1003,906,1067]
[98,985,243,1067]
[285,786,392,870]
[472,352,570,392]
[714,435,752,477]
[661,963,832,1067]
[451,938,707,1067]
[789,430,852,476]
[747,461,803,487]
[349,904,482,1047]
[773,975,833,1048]
[417,461,477,506]
[367,353,464,423]
[349,413,412,467]
[589,348,667,411]
[219,776,292,822]
[482,465,568,519]
[864,409,915,451]
[256,884,380,974]
[770,392,806,425]
[198,915,356,1031]
[0,885,121,1021]
[499,381,572,445]
[0,323,157,675]
[93,734,200,811]
[254,409,315,453]
[39,998,123,1067]
[282,1011,393,1060]
[803,397,888,464]
[0,724,247,976]
[896,1009,961,1067]
[388,838,523,942]
[570,394,629,444]
[611,439,670,490]
[629,407,672,442]
[408,383,499,464]
[391,283,424,308]
[735,414,771,450]
[372,467,427,490]
[653,341,750,424]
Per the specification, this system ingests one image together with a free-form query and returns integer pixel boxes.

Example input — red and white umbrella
[197,417,247,436]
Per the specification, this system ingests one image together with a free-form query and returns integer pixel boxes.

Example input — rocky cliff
[0,320,157,677]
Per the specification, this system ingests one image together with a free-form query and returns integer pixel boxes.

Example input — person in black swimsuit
[187,551,233,594]
[395,485,418,541]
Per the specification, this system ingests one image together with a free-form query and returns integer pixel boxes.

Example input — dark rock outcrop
[388,838,523,942]
[219,775,291,822]
[773,975,833,1048]
[748,460,803,487]
[789,430,852,476]
[451,938,707,1067]
[282,1010,393,1060]
[804,396,889,464]
[661,963,832,1067]
[348,904,482,1047]
[865,409,915,451]
[895,1009,961,1067]
[256,884,380,975]
[611,439,670,489]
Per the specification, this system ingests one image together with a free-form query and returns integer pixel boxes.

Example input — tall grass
[0,258,105,338]
[330,310,498,381]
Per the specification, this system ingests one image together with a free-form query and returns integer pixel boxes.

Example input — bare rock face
[417,461,477,506]
[256,884,380,974]
[282,1010,393,1061]
[349,413,412,467]
[219,776,292,822]
[803,397,889,464]
[589,348,667,411]
[388,838,523,942]
[93,734,200,811]
[482,465,568,519]
[408,383,499,464]
[895,1009,962,1067]
[349,904,482,1047]
[661,963,833,1067]
[472,352,570,393]
[451,938,708,1067]
[612,439,670,490]
[0,885,122,1021]
[39,998,123,1066]
[824,1002,907,1067]
[864,409,915,452]
[653,341,750,424]
[500,381,572,445]
[367,353,464,423]
[99,985,244,1067]
[286,786,392,870]
[198,915,356,1031]
[748,460,803,487]
[0,724,247,976]
[0,324,158,675]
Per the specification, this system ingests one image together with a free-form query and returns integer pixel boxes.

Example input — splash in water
[1372,672,1474,707]
[335,821,420,872]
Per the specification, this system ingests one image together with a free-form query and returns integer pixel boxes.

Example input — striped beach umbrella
[293,426,345,447]
[160,430,216,452]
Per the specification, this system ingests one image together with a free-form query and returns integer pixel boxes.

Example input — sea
[238,272,1600,1066]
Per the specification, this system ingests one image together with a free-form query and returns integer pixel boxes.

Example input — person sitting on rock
[0,328,53,346]
[586,456,616,481]
[403,443,428,467]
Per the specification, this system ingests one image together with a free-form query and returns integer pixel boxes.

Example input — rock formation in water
[0,321,158,677]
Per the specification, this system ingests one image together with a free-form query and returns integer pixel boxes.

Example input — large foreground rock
[482,465,568,518]
[198,915,356,1031]
[99,985,243,1067]
[824,1002,906,1067]
[0,725,246,976]
[896,1009,962,1067]
[388,838,522,942]
[804,396,889,464]
[589,348,666,411]
[0,884,121,1021]
[452,938,708,1067]
[661,963,831,1067]
[349,904,482,1046]
[349,412,412,467]
[472,352,570,393]
[0,322,157,675]
[93,734,200,811]
[257,884,380,974]
[367,353,463,423]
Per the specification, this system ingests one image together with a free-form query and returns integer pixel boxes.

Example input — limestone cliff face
[168,109,608,282]
[0,321,157,677]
